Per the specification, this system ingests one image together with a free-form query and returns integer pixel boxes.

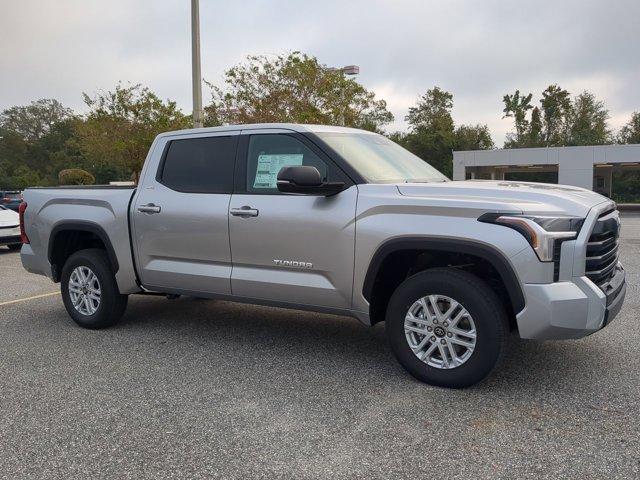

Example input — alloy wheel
[68,266,101,316]
[404,294,477,369]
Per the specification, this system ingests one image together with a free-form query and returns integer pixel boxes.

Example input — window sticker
[253,153,304,188]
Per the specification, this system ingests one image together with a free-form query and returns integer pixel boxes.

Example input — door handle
[138,203,161,214]
[230,206,259,218]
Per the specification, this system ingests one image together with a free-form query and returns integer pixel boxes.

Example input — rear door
[228,130,358,309]
[132,131,238,294]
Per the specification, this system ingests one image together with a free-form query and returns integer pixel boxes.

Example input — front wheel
[61,249,128,329]
[386,268,508,388]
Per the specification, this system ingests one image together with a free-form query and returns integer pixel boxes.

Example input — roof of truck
[157,123,376,138]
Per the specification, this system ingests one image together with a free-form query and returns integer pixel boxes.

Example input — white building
[453,144,640,197]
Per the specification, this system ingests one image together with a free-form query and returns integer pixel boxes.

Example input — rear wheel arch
[48,222,119,282]
[362,237,526,326]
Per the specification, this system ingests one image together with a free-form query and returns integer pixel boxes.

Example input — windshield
[316,132,448,183]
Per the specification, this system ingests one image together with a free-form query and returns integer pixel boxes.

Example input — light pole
[191,0,203,128]
[328,65,360,126]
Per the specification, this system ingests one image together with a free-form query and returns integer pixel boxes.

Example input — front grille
[585,209,620,286]
[553,239,562,281]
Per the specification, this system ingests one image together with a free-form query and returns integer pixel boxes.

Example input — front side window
[246,135,328,193]
[316,132,448,184]
[159,135,237,193]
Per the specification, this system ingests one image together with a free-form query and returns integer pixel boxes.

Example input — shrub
[58,168,95,185]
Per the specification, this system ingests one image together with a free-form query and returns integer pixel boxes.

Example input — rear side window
[159,136,237,193]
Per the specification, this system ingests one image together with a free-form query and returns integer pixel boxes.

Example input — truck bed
[20,186,140,294]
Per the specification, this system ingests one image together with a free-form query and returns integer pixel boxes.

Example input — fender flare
[48,221,119,278]
[362,237,526,314]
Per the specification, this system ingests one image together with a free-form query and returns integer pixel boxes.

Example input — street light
[191,0,203,128]
[326,65,360,76]
[340,65,360,76]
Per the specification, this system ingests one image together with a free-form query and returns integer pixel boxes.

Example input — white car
[0,205,21,250]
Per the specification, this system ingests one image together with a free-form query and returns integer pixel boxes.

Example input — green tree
[618,112,640,144]
[453,124,495,151]
[502,90,533,147]
[527,106,543,147]
[75,83,190,179]
[0,127,28,175]
[614,112,640,203]
[0,99,73,142]
[396,87,493,176]
[204,52,393,131]
[0,163,42,190]
[567,91,610,145]
[0,99,76,187]
[502,86,612,148]
[406,87,454,132]
[400,87,456,176]
[540,84,571,146]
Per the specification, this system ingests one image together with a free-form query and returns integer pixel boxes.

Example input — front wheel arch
[362,237,525,326]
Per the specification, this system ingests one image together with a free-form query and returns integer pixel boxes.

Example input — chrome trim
[571,201,615,277]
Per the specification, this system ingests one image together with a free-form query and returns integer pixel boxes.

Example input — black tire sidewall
[60,249,123,329]
[386,269,506,388]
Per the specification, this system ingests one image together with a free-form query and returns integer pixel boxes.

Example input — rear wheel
[385,268,508,388]
[61,249,128,329]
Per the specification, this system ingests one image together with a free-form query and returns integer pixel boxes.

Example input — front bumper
[516,263,626,340]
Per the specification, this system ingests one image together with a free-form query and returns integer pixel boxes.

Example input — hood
[397,180,612,217]
[0,207,19,227]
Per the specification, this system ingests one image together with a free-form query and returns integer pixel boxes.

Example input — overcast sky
[1,0,638,145]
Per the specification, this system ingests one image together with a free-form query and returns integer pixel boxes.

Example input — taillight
[19,202,29,244]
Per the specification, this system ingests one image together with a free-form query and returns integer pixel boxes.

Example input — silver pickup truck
[19,124,626,388]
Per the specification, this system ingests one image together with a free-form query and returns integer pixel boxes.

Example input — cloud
[1,0,638,145]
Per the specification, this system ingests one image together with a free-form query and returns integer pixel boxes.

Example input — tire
[7,243,21,251]
[60,248,128,329]
[385,268,508,389]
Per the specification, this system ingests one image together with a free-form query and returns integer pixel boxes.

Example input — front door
[132,131,238,294]
[229,132,358,309]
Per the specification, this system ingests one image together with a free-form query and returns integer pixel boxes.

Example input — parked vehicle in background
[0,191,22,212]
[0,205,22,250]
[19,124,627,388]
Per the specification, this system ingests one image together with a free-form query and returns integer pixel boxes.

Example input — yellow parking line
[0,291,59,307]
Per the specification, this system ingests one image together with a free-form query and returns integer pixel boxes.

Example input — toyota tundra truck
[19,124,626,388]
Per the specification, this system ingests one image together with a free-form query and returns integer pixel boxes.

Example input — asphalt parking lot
[1,215,638,479]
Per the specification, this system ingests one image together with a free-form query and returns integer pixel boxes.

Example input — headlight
[478,213,584,262]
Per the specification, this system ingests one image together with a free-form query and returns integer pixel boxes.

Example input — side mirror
[277,166,345,196]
